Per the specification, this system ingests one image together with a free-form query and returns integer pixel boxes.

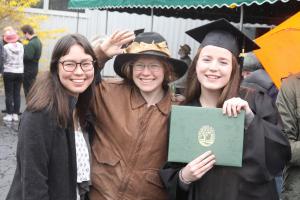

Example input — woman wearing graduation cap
[159,19,291,200]
[89,32,188,200]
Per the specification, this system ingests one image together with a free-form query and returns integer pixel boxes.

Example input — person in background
[2,27,24,122]
[89,32,188,200]
[160,19,291,200]
[5,32,133,200]
[90,35,108,50]
[172,44,192,94]
[21,25,42,97]
[241,52,278,102]
[241,52,282,195]
[0,38,3,74]
[276,73,300,200]
[241,52,261,79]
[178,44,192,66]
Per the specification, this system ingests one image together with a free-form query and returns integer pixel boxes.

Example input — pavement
[0,94,26,200]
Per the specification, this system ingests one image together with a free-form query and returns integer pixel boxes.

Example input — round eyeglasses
[132,63,163,72]
[59,60,95,72]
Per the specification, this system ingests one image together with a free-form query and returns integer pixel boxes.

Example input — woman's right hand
[100,30,135,57]
[180,151,216,183]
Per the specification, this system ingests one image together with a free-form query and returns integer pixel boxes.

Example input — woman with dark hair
[89,32,188,200]
[5,32,133,200]
[160,19,291,200]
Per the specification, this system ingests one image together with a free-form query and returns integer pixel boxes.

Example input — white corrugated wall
[26,8,257,77]
[86,10,214,76]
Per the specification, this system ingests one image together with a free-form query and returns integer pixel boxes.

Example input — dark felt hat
[121,28,145,49]
[180,44,191,54]
[114,32,188,79]
[186,19,260,57]
[134,28,145,36]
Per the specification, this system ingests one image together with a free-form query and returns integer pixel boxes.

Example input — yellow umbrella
[254,11,300,88]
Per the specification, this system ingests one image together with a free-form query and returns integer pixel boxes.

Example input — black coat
[6,108,78,200]
[23,36,42,75]
[160,89,291,200]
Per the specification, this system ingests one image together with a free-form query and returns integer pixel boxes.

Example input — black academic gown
[160,88,291,200]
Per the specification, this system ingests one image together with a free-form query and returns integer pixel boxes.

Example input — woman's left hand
[222,97,253,117]
[101,30,135,57]
[171,94,186,103]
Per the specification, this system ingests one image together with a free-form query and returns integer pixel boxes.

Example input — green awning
[68,0,292,9]
[68,0,300,25]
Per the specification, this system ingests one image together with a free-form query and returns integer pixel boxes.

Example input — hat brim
[4,35,19,43]
[114,52,188,80]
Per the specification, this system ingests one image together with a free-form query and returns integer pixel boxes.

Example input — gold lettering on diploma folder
[198,125,215,147]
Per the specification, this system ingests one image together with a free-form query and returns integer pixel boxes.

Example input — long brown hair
[184,48,241,107]
[27,34,99,129]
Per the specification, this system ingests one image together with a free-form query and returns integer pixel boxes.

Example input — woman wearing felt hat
[2,27,24,122]
[89,32,188,200]
[159,19,291,200]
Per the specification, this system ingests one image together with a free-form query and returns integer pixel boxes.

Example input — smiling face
[132,56,165,97]
[196,45,233,94]
[58,44,94,97]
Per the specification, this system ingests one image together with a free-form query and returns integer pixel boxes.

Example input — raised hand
[100,30,135,57]
[180,151,215,183]
[223,97,255,128]
[171,94,186,103]
[222,97,253,117]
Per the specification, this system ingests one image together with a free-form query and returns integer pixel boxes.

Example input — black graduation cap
[186,19,260,57]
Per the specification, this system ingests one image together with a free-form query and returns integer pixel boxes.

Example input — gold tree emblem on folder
[198,125,215,147]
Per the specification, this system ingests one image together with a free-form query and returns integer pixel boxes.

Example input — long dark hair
[27,34,99,129]
[184,48,241,107]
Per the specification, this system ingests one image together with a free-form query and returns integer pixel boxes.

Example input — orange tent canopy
[254,11,300,88]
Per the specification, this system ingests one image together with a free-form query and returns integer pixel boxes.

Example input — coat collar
[130,86,172,116]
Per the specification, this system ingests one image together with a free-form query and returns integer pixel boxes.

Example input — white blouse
[75,128,90,183]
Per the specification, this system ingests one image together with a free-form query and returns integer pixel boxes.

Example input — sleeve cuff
[94,46,111,69]
[178,177,190,191]
[290,141,300,166]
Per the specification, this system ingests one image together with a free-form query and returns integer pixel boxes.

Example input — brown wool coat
[90,80,175,200]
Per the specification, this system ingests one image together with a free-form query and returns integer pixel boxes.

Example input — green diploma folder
[168,105,245,167]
